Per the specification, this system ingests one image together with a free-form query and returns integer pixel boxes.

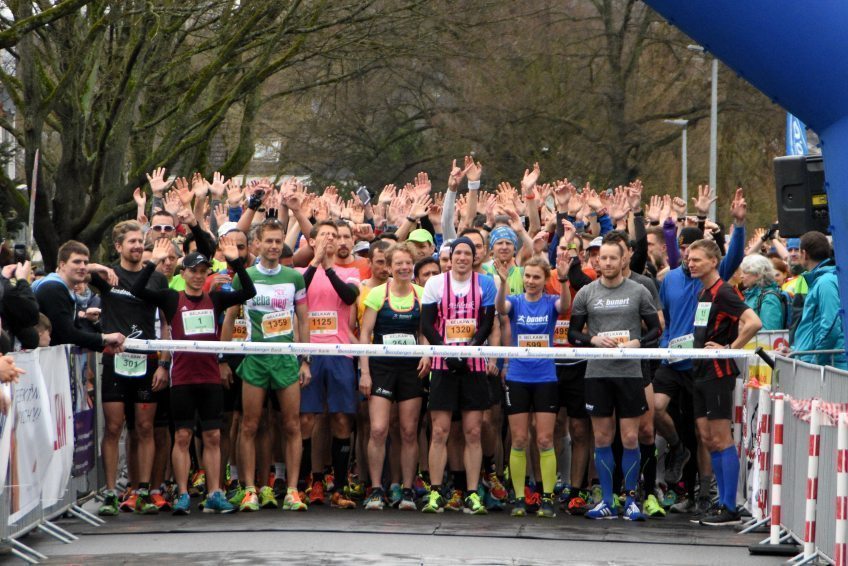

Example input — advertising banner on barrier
[0,382,14,495]
[8,350,54,525]
[69,348,95,476]
[743,330,789,388]
[40,346,75,508]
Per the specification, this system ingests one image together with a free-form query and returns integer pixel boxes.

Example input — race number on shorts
[114,353,147,378]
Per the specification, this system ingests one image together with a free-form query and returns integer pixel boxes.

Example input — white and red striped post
[734,378,746,456]
[770,393,786,545]
[754,388,772,521]
[835,412,848,566]
[803,399,822,560]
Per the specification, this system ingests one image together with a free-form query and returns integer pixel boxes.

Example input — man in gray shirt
[569,237,661,522]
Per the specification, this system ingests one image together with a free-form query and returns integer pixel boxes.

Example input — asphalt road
[8,499,790,565]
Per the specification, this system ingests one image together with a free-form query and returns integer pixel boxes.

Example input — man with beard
[334,221,370,280]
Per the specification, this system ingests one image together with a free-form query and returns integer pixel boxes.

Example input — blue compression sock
[622,447,641,496]
[710,450,724,503]
[595,446,615,507]
[720,446,740,510]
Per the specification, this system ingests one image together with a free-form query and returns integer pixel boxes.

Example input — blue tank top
[506,294,559,383]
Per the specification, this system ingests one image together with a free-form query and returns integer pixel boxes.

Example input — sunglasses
[152,225,175,232]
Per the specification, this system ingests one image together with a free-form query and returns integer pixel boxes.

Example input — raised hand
[353,223,375,241]
[692,185,717,216]
[661,194,673,221]
[219,234,239,261]
[583,185,602,211]
[163,190,182,215]
[146,167,173,197]
[133,187,147,210]
[284,190,304,212]
[567,190,585,217]
[409,193,433,220]
[521,162,541,196]
[413,172,432,198]
[226,180,244,207]
[350,200,366,224]
[671,196,686,218]
[447,159,465,191]
[174,177,193,207]
[730,187,747,223]
[378,184,396,205]
[210,172,227,199]
[191,172,209,200]
[609,190,630,222]
[176,205,197,227]
[213,203,228,227]
[151,238,172,263]
[555,254,570,281]
[627,181,643,211]
[314,199,330,222]
[646,195,662,223]
[464,155,483,183]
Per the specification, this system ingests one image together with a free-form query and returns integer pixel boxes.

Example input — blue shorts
[300,355,357,415]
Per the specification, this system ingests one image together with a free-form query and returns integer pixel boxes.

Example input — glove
[247,190,265,210]
[446,357,466,372]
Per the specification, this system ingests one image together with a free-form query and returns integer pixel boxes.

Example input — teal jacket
[792,259,847,369]
[743,283,785,331]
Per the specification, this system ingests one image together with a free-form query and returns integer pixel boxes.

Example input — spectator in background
[791,231,846,369]
[771,257,790,289]
[0,259,40,353]
[740,254,787,330]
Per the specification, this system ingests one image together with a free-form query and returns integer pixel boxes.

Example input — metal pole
[681,126,688,209]
[709,57,718,221]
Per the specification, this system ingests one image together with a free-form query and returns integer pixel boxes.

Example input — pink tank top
[433,272,486,372]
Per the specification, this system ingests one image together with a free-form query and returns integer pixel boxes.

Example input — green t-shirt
[483,263,524,295]
[233,265,306,343]
[168,275,186,291]
[363,282,425,312]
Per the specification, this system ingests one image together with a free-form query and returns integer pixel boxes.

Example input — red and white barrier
[803,400,822,560]
[836,412,848,566]
[734,378,746,456]
[754,389,773,521]
[770,393,786,545]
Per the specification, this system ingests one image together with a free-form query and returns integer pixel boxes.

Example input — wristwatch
[301,355,312,365]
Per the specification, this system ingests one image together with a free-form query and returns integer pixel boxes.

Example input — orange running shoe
[307,480,325,505]
[330,491,356,509]
[151,492,171,511]
[119,490,137,513]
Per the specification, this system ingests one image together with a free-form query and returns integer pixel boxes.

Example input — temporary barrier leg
[38,519,79,542]
[835,412,848,566]
[69,503,106,526]
[790,400,823,564]
[8,538,48,563]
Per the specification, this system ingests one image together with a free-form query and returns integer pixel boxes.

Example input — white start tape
[124,338,752,361]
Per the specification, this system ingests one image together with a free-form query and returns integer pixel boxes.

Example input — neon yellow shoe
[259,485,278,509]
[283,487,308,511]
[239,487,260,512]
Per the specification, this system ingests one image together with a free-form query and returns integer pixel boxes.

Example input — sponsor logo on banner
[69,348,95,477]
[39,346,75,509]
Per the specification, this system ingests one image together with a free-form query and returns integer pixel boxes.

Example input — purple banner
[69,348,95,477]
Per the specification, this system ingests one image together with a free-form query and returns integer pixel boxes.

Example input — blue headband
[489,226,518,250]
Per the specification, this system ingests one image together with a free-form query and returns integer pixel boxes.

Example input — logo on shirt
[517,314,549,325]
[593,298,630,309]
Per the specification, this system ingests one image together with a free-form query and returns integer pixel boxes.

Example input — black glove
[446,357,466,372]
[247,190,265,210]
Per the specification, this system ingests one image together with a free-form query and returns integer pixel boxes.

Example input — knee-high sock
[640,443,657,498]
[720,446,740,510]
[509,448,527,500]
[300,438,312,484]
[595,446,615,507]
[539,448,557,496]
[710,451,724,503]
[622,447,641,497]
[331,437,351,487]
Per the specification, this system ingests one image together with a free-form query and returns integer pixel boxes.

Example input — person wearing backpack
[740,254,788,330]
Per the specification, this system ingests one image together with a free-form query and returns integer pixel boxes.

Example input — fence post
[755,389,772,521]
[771,394,786,545]
[734,378,745,456]
[836,412,848,566]
[792,399,822,564]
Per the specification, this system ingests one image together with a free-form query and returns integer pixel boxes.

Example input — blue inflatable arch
[643,1,848,350]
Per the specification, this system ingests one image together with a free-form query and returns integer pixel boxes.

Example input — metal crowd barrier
[0,346,105,564]
[744,354,848,564]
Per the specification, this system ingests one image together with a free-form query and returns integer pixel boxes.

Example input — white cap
[217,222,240,238]
[588,236,603,249]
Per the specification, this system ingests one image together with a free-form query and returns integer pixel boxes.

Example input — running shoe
[119,490,137,513]
[590,484,604,505]
[699,505,741,527]
[463,492,488,515]
[663,445,691,485]
[413,474,430,498]
[204,491,236,514]
[364,487,386,510]
[671,497,695,514]
[344,474,365,501]
[693,496,714,516]
[172,492,191,515]
[553,475,566,496]
[190,469,206,497]
[307,480,325,505]
[398,488,416,511]
[227,485,246,507]
[239,488,260,512]
[568,496,589,515]
[623,499,646,521]
[661,487,679,508]
[644,494,666,518]
[323,468,336,492]
[483,471,508,501]
[585,501,617,520]
[283,488,308,511]
[537,496,556,518]
[98,492,120,516]
[134,489,159,515]
[388,484,403,508]
[511,499,527,517]
[330,491,357,509]
[483,488,506,511]
[421,490,444,513]
[259,485,278,509]
[445,489,464,512]
[524,486,542,514]
[151,492,171,512]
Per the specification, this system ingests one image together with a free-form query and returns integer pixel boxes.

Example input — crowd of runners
[1,158,841,527]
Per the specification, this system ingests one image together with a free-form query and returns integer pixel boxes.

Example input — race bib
[114,353,147,378]
[182,309,215,336]
[668,333,694,363]
[694,302,712,327]
[232,318,248,342]
[382,333,416,346]
[261,311,293,338]
[518,334,549,348]
[445,318,476,344]
[553,320,570,346]
[309,311,338,336]
[599,330,630,345]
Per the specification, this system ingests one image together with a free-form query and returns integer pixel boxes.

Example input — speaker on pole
[774,155,829,237]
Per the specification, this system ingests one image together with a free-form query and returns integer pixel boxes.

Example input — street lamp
[688,44,718,220]
[664,119,689,208]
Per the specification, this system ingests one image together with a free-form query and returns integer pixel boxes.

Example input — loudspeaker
[774,154,829,237]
